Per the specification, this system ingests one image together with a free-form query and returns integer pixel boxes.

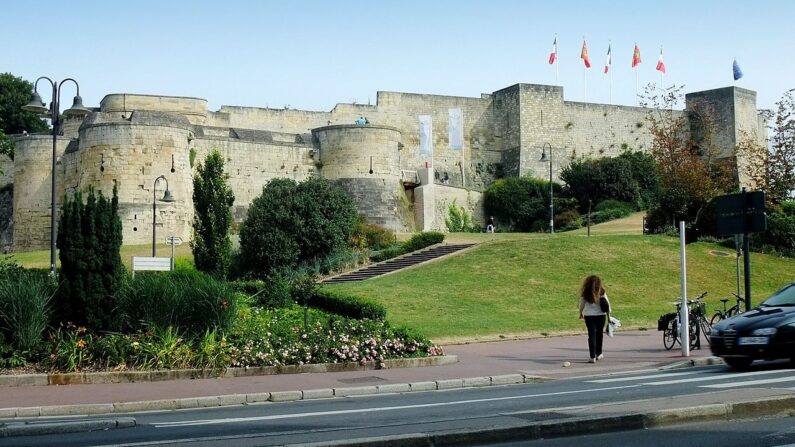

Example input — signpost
[166,236,183,270]
[715,189,766,311]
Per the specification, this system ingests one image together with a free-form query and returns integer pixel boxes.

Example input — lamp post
[152,175,176,256]
[22,77,90,277]
[539,143,554,234]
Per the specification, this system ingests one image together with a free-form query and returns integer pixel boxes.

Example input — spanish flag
[581,40,591,68]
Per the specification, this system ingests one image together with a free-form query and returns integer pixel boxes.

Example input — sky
[3,0,793,113]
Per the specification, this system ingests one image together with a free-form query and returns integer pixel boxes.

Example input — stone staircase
[321,243,475,284]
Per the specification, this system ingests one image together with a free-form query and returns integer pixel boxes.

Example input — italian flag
[581,40,591,68]
[549,37,557,65]
[656,49,666,73]
[604,44,612,74]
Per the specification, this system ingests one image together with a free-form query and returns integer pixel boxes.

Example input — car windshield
[760,283,795,306]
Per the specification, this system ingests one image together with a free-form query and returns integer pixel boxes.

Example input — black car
[710,282,795,369]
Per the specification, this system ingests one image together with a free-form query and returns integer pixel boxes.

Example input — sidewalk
[0,330,713,414]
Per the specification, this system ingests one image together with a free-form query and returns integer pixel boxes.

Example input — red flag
[656,49,666,73]
[581,40,591,68]
[548,37,557,65]
[632,44,642,68]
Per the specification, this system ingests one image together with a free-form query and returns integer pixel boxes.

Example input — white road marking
[642,368,795,386]
[700,375,795,388]
[153,384,641,428]
[587,371,701,383]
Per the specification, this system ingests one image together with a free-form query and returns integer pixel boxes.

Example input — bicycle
[710,292,744,326]
[660,292,708,350]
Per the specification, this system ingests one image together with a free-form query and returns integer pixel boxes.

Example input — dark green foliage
[590,207,632,225]
[311,288,387,320]
[484,176,568,231]
[445,202,479,232]
[57,186,124,330]
[402,231,445,252]
[369,245,405,263]
[555,209,582,231]
[239,177,358,277]
[0,272,55,352]
[756,201,795,256]
[561,151,661,211]
[117,270,238,335]
[0,73,49,135]
[192,150,235,279]
[595,199,636,213]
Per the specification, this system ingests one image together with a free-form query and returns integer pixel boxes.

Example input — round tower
[73,111,194,246]
[312,124,409,231]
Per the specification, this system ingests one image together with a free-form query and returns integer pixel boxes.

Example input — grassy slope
[10,243,195,270]
[330,224,795,343]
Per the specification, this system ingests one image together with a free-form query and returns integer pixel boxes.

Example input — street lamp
[539,143,554,234]
[152,175,176,256]
[22,77,90,277]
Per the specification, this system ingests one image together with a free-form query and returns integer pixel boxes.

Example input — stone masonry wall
[433,186,484,232]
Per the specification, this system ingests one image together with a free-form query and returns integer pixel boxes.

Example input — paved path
[0,330,710,411]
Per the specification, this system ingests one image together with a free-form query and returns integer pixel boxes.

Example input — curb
[659,356,724,370]
[0,417,136,438]
[0,355,458,388]
[0,373,550,419]
[288,395,795,447]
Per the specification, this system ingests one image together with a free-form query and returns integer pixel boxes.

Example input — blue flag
[733,59,743,81]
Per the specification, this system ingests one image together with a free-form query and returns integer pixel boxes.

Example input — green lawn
[325,233,795,343]
[9,243,195,270]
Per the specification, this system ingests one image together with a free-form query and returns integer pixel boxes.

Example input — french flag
[549,37,557,65]
[604,45,612,74]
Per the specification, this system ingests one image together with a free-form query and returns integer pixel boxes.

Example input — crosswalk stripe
[701,376,795,388]
[587,371,700,383]
[644,368,795,386]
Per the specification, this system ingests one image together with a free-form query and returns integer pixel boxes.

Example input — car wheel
[724,357,753,369]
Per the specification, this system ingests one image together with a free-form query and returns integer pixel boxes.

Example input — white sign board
[166,236,183,246]
[132,256,173,277]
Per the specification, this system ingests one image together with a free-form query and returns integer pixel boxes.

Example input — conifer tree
[192,150,235,278]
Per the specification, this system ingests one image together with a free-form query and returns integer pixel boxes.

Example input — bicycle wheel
[699,318,712,347]
[663,319,677,350]
[689,317,699,350]
[710,312,723,326]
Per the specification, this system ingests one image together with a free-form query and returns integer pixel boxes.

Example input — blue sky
[4,0,792,112]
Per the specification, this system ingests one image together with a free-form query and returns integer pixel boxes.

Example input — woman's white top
[579,293,609,316]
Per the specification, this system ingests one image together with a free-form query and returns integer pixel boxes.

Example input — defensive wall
[3,82,766,251]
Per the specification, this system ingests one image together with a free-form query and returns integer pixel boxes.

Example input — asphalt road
[492,415,795,447]
[3,361,794,446]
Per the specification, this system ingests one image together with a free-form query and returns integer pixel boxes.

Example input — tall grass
[0,274,55,352]
[117,270,238,335]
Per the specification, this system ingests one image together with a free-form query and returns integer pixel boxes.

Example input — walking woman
[578,275,610,363]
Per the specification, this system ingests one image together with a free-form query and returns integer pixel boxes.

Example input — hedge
[310,288,387,320]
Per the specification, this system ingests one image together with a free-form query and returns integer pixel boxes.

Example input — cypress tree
[192,150,235,278]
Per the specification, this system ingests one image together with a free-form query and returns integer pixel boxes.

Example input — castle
[3,83,766,251]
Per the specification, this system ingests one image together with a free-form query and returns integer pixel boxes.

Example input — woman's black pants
[584,315,606,359]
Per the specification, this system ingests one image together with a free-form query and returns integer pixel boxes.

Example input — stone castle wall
[7,83,764,251]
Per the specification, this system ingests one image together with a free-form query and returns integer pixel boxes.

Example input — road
[493,416,795,447]
[2,361,794,446]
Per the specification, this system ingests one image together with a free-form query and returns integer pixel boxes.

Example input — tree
[239,176,358,277]
[57,185,124,330]
[639,84,735,231]
[0,73,49,135]
[192,150,235,278]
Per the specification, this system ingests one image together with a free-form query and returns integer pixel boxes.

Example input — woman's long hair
[580,275,605,304]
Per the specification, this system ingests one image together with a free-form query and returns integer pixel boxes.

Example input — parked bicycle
[659,292,710,350]
[710,292,744,325]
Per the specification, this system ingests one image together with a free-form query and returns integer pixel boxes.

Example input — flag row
[548,38,745,80]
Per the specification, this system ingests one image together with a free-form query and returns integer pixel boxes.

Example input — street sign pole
[679,220,689,357]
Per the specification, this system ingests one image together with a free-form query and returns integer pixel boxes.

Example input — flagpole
[609,69,613,105]
[555,36,559,85]
[635,70,639,106]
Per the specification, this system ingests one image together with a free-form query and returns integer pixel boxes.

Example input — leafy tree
[57,185,124,330]
[484,176,574,232]
[239,176,358,277]
[0,73,49,135]
[0,130,14,160]
[445,200,478,232]
[192,150,235,278]
[639,84,736,233]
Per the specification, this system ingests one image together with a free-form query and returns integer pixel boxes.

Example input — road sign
[714,191,767,236]
[166,236,183,246]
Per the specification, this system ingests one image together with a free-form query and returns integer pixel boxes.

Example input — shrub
[403,231,445,252]
[354,220,394,251]
[239,177,358,277]
[117,270,238,335]
[369,245,405,263]
[484,176,571,232]
[445,201,479,232]
[0,273,55,352]
[555,209,582,231]
[595,199,636,213]
[192,150,235,279]
[310,288,387,320]
[294,248,363,277]
[57,185,124,330]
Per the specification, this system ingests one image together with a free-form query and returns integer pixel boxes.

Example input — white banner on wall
[448,108,463,150]
[419,115,433,156]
